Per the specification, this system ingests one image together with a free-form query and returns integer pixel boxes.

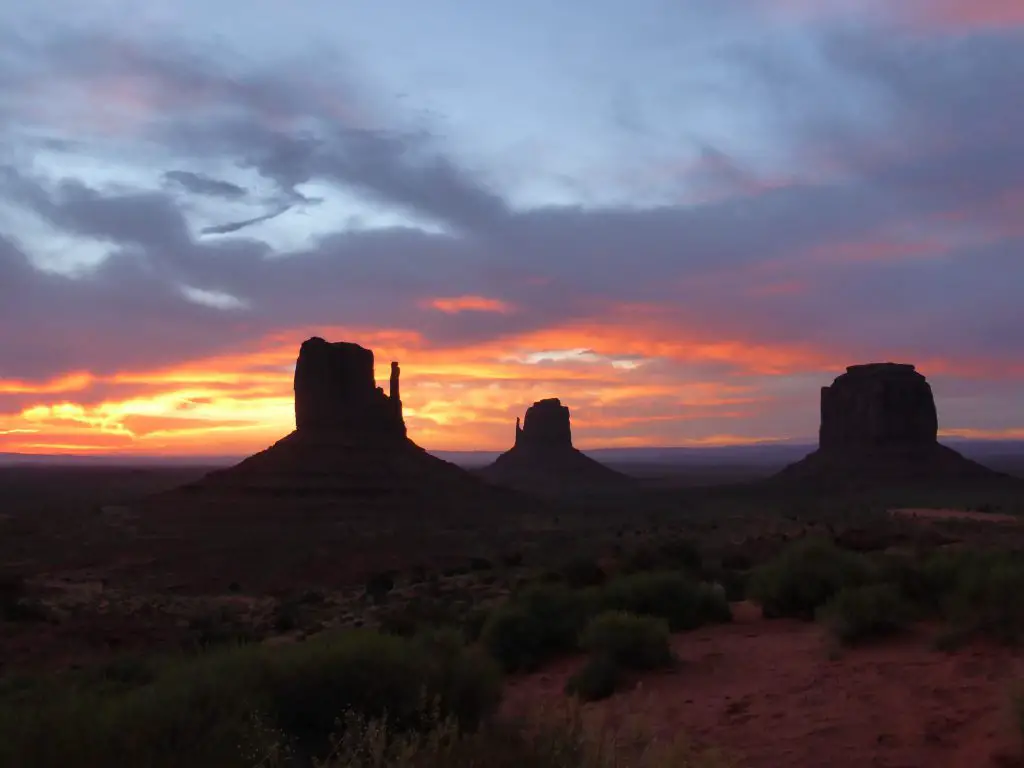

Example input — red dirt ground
[502,603,1024,768]
[891,508,1022,525]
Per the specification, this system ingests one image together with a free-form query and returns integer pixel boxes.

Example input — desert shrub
[0,573,27,618]
[601,572,731,630]
[696,582,733,624]
[944,556,1024,644]
[817,584,910,645]
[91,655,158,691]
[719,570,748,601]
[185,607,260,649]
[748,538,870,620]
[500,551,524,568]
[266,630,500,754]
[565,654,621,702]
[657,538,703,574]
[378,596,464,639]
[558,555,608,588]
[308,699,734,768]
[366,571,396,603]
[379,612,420,638]
[272,600,303,634]
[917,550,986,605]
[0,572,46,623]
[481,585,595,672]
[0,629,501,768]
[409,628,503,733]
[461,607,489,643]
[481,606,542,673]
[621,539,702,576]
[621,545,661,574]
[579,612,672,671]
[868,549,983,616]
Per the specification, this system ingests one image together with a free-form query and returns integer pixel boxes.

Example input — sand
[502,603,1024,768]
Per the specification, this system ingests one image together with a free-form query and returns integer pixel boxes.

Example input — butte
[477,398,633,498]
[137,337,528,591]
[771,362,1011,491]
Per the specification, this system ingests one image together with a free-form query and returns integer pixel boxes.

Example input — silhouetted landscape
[5,3,1024,765]
[3,338,1024,767]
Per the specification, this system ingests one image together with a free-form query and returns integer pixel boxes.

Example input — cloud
[200,205,293,235]
[164,170,247,199]
[0,12,1023,452]
[424,296,515,315]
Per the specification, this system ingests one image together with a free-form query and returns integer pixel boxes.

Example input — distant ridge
[2,438,1022,469]
[476,398,634,497]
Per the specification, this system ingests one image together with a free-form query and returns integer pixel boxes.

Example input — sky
[1,0,1023,455]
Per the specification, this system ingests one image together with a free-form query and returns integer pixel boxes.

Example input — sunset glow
[1,0,1022,457]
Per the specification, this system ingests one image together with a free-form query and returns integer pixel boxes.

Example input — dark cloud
[164,170,247,199]
[0,19,1023,399]
[200,205,293,235]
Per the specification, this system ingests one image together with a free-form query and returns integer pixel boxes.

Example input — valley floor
[504,602,1024,768]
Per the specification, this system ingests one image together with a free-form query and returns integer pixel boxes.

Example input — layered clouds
[0,0,1022,453]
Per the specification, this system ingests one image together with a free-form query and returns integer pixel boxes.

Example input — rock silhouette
[293,337,406,438]
[479,398,632,497]
[775,362,1006,489]
[819,364,937,450]
[180,338,505,496]
[141,338,529,591]
[515,398,573,451]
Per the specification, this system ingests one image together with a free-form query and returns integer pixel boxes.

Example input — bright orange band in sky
[2,306,1022,456]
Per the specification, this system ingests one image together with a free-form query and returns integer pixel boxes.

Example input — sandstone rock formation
[774,362,1006,489]
[819,364,937,451]
[140,338,530,591]
[179,337,508,498]
[515,398,572,451]
[293,337,406,438]
[479,398,632,497]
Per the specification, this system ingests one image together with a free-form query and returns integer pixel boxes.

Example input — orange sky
[3,301,1023,456]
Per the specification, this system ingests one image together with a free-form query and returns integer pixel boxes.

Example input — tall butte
[139,338,526,592]
[292,338,406,440]
[178,337,494,496]
[774,362,1006,488]
[478,398,632,497]
[145,335,524,540]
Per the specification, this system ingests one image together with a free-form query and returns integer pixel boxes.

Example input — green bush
[601,572,731,630]
[579,612,673,671]
[696,582,733,624]
[657,539,704,574]
[748,538,870,620]
[944,556,1024,644]
[310,698,732,767]
[817,584,910,645]
[912,550,985,611]
[0,629,501,768]
[621,539,702,576]
[565,654,621,702]
[0,573,47,623]
[481,585,595,672]
[557,556,608,588]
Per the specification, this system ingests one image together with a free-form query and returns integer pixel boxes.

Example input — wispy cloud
[0,4,1022,453]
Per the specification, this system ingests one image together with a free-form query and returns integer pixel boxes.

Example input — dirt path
[502,603,1024,768]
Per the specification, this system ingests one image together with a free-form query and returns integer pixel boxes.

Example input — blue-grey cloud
[164,170,247,200]
[0,6,1022,442]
